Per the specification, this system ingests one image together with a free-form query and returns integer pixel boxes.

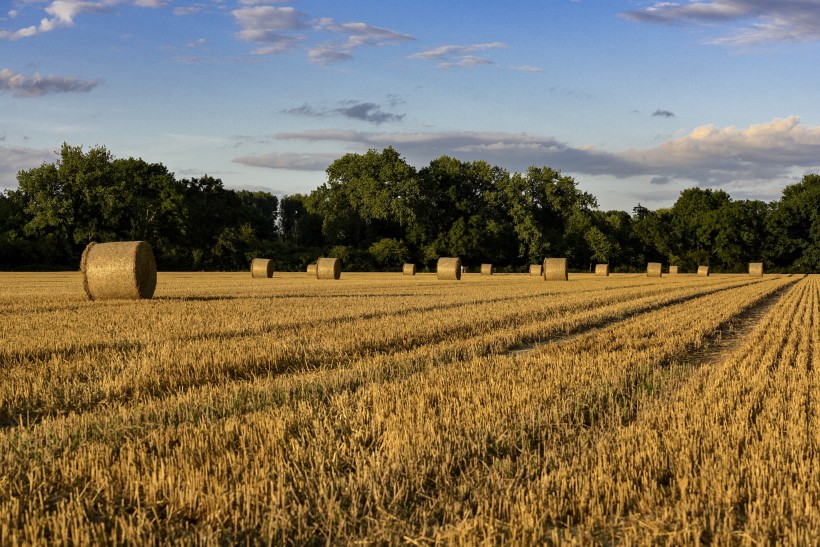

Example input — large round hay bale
[306,263,317,277]
[437,257,461,280]
[544,258,568,281]
[595,263,609,277]
[697,265,709,277]
[529,264,542,276]
[647,262,662,277]
[481,263,493,276]
[81,241,157,301]
[403,263,416,275]
[317,257,341,280]
[749,262,764,277]
[669,265,679,275]
[251,258,274,278]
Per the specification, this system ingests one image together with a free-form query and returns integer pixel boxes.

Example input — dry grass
[0,270,814,543]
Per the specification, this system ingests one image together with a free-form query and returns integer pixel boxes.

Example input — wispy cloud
[308,18,414,64]
[231,8,413,61]
[233,151,340,171]
[510,65,544,73]
[0,68,100,97]
[0,145,54,188]
[409,42,507,68]
[652,109,675,118]
[282,100,405,124]
[622,0,820,45]
[268,116,820,192]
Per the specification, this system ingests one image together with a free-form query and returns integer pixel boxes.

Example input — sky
[3,0,820,212]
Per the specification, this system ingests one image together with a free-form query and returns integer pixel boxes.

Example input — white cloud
[0,0,164,39]
[622,0,820,45]
[0,68,101,97]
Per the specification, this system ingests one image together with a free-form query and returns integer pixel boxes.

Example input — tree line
[1,143,819,272]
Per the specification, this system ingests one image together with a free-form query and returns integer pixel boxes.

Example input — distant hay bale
[316,257,341,280]
[250,258,274,278]
[595,263,609,277]
[697,265,710,277]
[529,264,543,276]
[544,258,568,281]
[481,263,493,275]
[647,262,662,277]
[306,263,317,276]
[437,257,461,280]
[669,265,679,275]
[749,262,764,277]
[403,263,416,275]
[81,241,157,301]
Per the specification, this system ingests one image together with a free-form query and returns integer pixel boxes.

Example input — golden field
[0,271,817,544]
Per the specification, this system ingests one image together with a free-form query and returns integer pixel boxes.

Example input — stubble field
[1,270,817,544]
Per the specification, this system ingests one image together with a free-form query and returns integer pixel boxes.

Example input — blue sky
[3,0,820,211]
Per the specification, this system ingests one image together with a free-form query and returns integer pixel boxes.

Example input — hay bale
[81,241,157,300]
[697,265,709,277]
[544,258,568,281]
[669,265,679,275]
[481,263,493,275]
[316,257,341,280]
[403,263,416,275]
[749,262,764,277]
[529,264,543,276]
[647,262,662,277]
[306,263,317,276]
[595,263,609,277]
[437,257,461,280]
[251,258,274,278]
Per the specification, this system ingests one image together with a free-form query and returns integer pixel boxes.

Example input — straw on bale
[647,262,662,277]
[697,265,710,277]
[81,241,157,300]
[306,263,318,276]
[437,257,461,280]
[529,264,543,276]
[595,263,609,277]
[669,265,679,275]
[544,257,568,281]
[481,263,493,275]
[749,262,764,277]
[250,258,274,278]
[402,263,416,275]
[316,257,341,280]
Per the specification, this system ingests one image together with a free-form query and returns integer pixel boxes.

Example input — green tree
[766,174,820,271]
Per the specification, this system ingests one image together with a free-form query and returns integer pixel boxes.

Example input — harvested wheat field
[1,271,818,543]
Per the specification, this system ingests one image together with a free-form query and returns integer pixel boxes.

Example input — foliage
[2,143,819,272]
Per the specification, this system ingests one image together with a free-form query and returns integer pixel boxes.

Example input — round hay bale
[403,263,416,276]
[481,263,493,275]
[697,265,710,277]
[251,258,274,278]
[595,263,609,277]
[544,258,568,281]
[317,257,341,280]
[306,263,317,277]
[749,262,764,277]
[529,264,542,276]
[437,257,461,280]
[669,265,679,275]
[81,241,157,301]
[646,262,662,277]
